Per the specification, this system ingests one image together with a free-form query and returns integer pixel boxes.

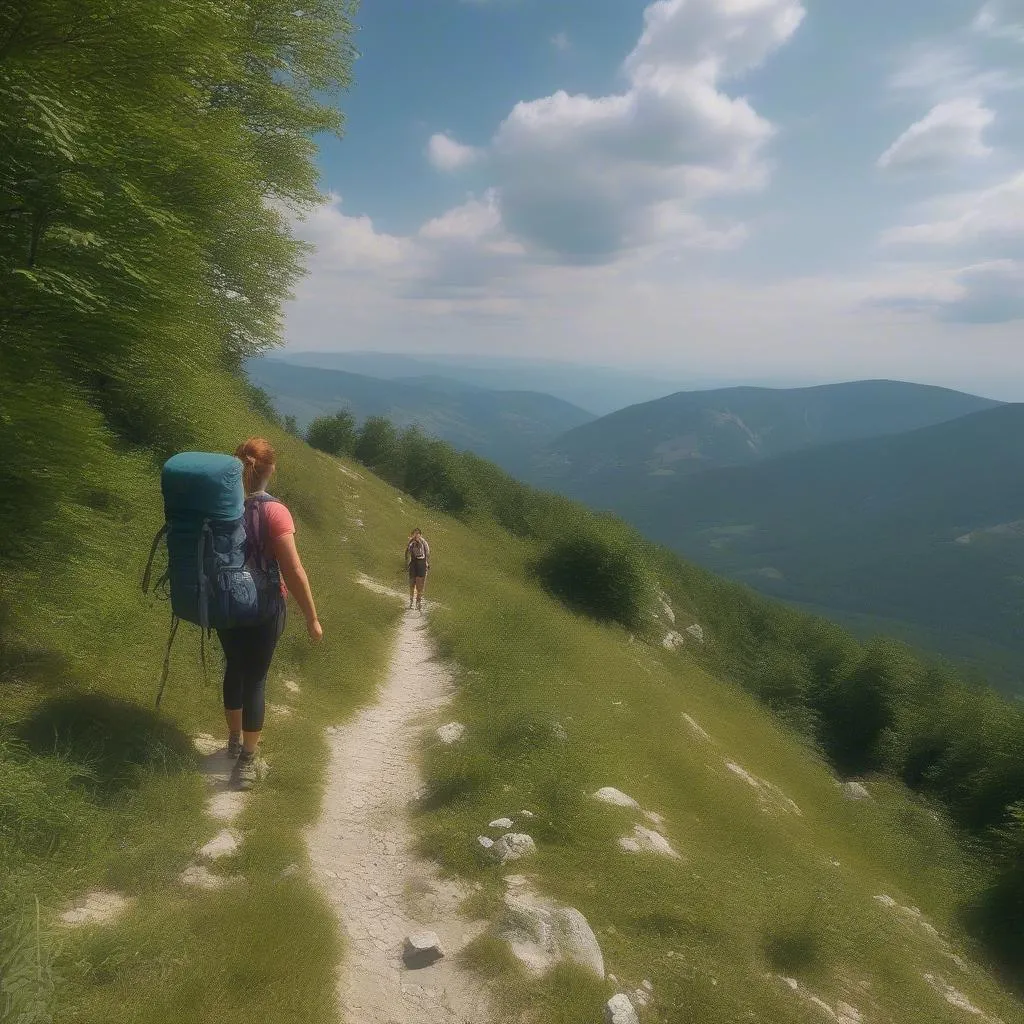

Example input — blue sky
[284,0,1024,399]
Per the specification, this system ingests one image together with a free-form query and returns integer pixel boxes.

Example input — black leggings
[217,604,285,733]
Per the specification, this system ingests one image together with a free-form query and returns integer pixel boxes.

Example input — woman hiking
[220,438,322,789]
[405,528,430,611]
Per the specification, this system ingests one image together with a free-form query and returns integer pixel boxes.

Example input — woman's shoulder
[263,497,295,536]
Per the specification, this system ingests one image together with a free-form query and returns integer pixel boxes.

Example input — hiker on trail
[405,528,430,611]
[219,438,322,788]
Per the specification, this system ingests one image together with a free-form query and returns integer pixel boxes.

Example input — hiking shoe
[226,734,243,759]
[233,750,261,791]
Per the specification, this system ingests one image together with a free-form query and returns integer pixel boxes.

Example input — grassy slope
[2,382,1021,1023]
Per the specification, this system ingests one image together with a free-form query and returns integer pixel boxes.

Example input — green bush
[534,527,654,631]
[354,416,398,471]
[306,410,356,457]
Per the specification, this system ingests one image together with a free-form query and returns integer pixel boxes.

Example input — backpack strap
[142,524,168,594]
[244,493,282,576]
[155,612,181,709]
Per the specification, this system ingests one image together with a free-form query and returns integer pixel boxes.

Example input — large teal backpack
[143,452,282,705]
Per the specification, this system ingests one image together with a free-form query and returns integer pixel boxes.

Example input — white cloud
[974,1,1024,43]
[478,0,804,262]
[551,31,570,52]
[883,170,1024,245]
[426,132,483,172]
[625,0,806,78]
[878,99,994,172]
[295,195,414,271]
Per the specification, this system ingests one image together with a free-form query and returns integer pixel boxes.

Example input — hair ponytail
[235,437,276,494]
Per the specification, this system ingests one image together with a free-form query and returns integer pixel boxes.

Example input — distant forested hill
[530,379,1002,505]
[246,357,594,471]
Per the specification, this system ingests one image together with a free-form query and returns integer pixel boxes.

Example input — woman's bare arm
[272,532,322,641]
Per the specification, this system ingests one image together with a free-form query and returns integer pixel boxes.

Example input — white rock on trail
[489,818,514,830]
[685,623,706,643]
[605,993,640,1024]
[520,809,535,818]
[841,781,871,801]
[662,631,686,651]
[619,824,682,860]
[644,810,666,828]
[633,980,654,1007]
[490,833,536,864]
[437,722,466,745]
[556,907,605,979]
[499,877,604,979]
[59,891,129,928]
[284,680,301,695]
[658,591,676,625]
[198,829,240,861]
[592,787,640,809]
[402,930,445,968]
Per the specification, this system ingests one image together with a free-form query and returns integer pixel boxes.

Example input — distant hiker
[221,438,322,788]
[405,528,430,611]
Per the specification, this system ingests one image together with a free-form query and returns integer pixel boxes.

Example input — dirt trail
[307,605,492,1024]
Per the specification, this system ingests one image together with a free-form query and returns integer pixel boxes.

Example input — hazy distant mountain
[530,380,1002,505]
[616,403,1024,692]
[273,350,712,415]
[246,358,594,469]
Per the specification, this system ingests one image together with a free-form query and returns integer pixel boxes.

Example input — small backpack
[143,452,282,705]
[409,537,426,560]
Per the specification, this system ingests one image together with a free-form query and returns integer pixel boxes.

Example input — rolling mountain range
[246,357,594,469]
[528,380,1003,504]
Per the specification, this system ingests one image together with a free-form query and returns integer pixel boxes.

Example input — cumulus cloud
[883,170,1024,245]
[426,132,483,172]
[481,0,804,261]
[878,99,994,172]
[973,1,1024,43]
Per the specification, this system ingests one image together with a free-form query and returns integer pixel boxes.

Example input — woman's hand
[307,617,324,642]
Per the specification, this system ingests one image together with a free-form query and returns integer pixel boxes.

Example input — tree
[306,410,355,456]
[283,415,299,436]
[354,416,398,472]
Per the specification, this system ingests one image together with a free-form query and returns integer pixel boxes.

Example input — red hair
[235,437,276,494]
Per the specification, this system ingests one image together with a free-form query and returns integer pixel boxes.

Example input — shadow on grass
[16,692,195,800]
[762,921,822,976]
[961,866,1024,995]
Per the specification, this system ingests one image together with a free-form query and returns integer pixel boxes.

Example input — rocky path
[306,604,492,1024]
